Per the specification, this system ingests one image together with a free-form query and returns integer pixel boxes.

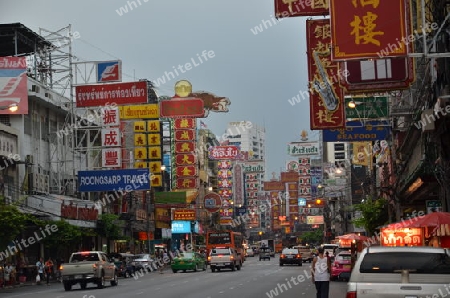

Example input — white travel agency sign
[287,142,319,156]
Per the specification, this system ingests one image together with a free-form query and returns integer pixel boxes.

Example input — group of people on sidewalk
[35,257,54,286]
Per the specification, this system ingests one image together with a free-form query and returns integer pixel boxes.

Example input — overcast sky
[1,0,321,175]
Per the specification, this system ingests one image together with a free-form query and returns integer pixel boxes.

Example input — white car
[245,248,254,257]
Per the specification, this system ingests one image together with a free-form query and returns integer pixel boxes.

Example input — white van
[322,244,338,258]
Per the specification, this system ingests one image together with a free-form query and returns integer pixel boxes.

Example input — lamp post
[0,104,19,112]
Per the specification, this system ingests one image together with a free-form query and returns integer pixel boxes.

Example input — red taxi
[330,251,352,281]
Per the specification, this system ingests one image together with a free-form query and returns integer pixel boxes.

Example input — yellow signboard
[134,134,147,146]
[148,133,161,146]
[134,147,147,160]
[148,146,161,159]
[147,120,161,132]
[134,162,147,169]
[133,121,147,132]
[149,161,162,173]
[119,104,159,119]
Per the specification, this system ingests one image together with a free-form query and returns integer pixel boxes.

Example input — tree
[300,228,324,245]
[351,197,389,236]
[0,204,29,251]
[97,214,123,253]
[37,219,83,259]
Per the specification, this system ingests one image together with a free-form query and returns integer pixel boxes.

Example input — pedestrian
[44,258,54,285]
[311,247,331,298]
[4,262,13,286]
[35,258,44,285]
[159,250,168,274]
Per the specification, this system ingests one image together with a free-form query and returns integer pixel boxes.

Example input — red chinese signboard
[176,165,197,177]
[175,154,196,165]
[173,209,196,221]
[208,146,240,160]
[307,19,345,130]
[75,81,148,107]
[174,118,196,129]
[264,181,284,191]
[340,57,415,92]
[160,98,204,118]
[274,0,329,18]
[330,0,407,60]
[174,129,195,141]
[175,142,195,153]
[176,177,198,189]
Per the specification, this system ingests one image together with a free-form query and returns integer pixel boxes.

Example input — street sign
[345,97,389,119]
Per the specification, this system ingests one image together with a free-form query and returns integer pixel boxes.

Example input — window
[360,252,450,274]
[211,249,230,255]
[0,115,10,126]
[24,114,31,135]
[71,253,100,262]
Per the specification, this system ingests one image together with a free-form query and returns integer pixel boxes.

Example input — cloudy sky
[1,0,321,175]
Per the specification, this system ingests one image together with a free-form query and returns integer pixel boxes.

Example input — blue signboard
[171,221,191,234]
[78,169,150,192]
[323,121,390,142]
[235,207,247,216]
[96,60,121,83]
[298,198,307,206]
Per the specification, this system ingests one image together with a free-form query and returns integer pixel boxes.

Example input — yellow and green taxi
[171,252,207,273]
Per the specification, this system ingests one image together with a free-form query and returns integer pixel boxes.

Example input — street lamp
[161,165,166,191]
[0,103,19,112]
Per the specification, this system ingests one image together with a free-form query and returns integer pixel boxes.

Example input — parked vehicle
[330,251,351,281]
[60,251,118,291]
[108,253,135,278]
[171,252,207,273]
[132,254,157,272]
[322,244,338,259]
[293,245,314,263]
[259,247,271,261]
[279,248,302,266]
[347,246,450,298]
[209,247,241,272]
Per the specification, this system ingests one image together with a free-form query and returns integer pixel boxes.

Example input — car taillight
[92,264,97,269]
[296,254,301,258]
[230,255,234,260]
[346,291,356,298]
[59,265,63,271]
[207,256,211,261]
[280,254,285,258]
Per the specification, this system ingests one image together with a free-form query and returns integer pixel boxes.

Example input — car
[259,247,271,261]
[171,252,207,273]
[347,246,450,298]
[108,253,135,278]
[322,244,338,259]
[279,248,302,266]
[245,248,254,257]
[293,245,314,263]
[330,251,352,281]
[132,254,156,272]
[209,247,241,272]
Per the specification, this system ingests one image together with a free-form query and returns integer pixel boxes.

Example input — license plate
[74,275,82,279]
[287,255,293,258]
[179,261,184,264]
[343,265,351,269]
[404,296,418,298]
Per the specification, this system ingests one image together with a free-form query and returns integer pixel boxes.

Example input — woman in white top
[311,247,331,298]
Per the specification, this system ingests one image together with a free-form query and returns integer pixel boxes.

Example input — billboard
[274,0,329,18]
[322,121,390,142]
[78,168,150,192]
[208,146,240,160]
[76,81,148,107]
[160,98,204,118]
[173,209,196,221]
[171,221,191,234]
[118,104,159,119]
[287,142,319,155]
[306,19,345,130]
[330,0,407,60]
[0,57,28,114]
[96,60,121,83]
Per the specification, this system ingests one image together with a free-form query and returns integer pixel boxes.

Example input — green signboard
[345,97,389,119]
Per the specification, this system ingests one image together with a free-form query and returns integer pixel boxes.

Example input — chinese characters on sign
[274,0,329,18]
[174,118,198,189]
[330,0,407,60]
[306,19,345,130]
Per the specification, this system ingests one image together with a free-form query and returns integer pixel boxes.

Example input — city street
[0,257,347,298]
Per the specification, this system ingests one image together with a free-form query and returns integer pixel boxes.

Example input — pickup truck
[208,247,242,272]
[347,246,450,298]
[60,251,118,291]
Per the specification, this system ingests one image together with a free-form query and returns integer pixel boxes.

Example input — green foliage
[300,228,323,245]
[37,219,83,249]
[352,197,389,236]
[97,213,122,240]
[0,204,29,250]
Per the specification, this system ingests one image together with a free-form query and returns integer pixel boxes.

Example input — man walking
[36,258,44,285]
[311,247,331,298]
[44,258,54,285]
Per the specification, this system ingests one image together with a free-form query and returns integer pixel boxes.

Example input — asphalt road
[0,256,348,298]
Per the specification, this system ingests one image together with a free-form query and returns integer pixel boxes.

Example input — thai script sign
[208,145,240,160]
[287,142,319,155]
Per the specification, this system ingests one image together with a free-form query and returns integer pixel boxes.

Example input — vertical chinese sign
[297,157,311,223]
[281,171,300,231]
[101,106,121,167]
[174,118,198,190]
[307,19,345,130]
[216,161,233,225]
[330,0,407,60]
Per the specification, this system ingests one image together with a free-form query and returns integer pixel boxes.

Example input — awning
[16,205,53,220]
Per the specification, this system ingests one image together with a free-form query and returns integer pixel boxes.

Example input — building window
[0,115,11,126]
[24,114,31,135]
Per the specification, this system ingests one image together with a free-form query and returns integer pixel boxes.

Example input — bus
[206,230,245,264]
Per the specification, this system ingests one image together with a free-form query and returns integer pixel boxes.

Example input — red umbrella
[337,233,368,241]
